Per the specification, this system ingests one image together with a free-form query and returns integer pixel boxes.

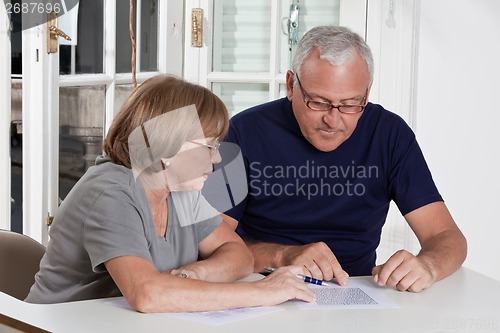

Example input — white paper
[294,278,399,309]
[106,297,282,326]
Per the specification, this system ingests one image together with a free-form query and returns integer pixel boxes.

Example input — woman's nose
[211,150,222,164]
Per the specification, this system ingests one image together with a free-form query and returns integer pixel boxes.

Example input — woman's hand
[169,264,204,280]
[254,266,316,305]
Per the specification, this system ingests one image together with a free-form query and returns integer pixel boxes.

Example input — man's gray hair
[291,25,374,84]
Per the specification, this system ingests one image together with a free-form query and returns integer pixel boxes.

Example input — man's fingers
[332,266,349,286]
[374,250,407,286]
[372,250,434,292]
[303,261,324,280]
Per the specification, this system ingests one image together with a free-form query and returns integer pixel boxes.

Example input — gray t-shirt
[25,157,222,304]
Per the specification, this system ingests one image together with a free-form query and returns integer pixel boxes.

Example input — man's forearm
[417,228,467,282]
[245,240,288,272]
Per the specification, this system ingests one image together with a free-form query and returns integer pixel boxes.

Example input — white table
[1,267,499,333]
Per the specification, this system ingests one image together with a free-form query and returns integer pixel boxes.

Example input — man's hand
[373,202,467,292]
[372,249,436,292]
[280,242,349,285]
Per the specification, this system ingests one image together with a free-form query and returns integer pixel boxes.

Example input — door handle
[191,8,203,47]
[47,11,72,54]
[282,2,300,51]
[288,3,300,50]
[49,26,72,41]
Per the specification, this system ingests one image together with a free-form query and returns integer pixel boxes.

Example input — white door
[17,2,62,242]
[5,0,182,244]
[184,0,367,116]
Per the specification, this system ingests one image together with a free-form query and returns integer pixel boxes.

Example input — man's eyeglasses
[294,73,367,114]
[188,139,221,158]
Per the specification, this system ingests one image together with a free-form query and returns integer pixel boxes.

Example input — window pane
[279,0,340,73]
[212,82,269,117]
[60,0,104,74]
[11,82,22,233]
[11,8,22,75]
[116,0,137,73]
[114,84,135,114]
[140,0,159,71]
[212,0,272,72]
[116,0,158,73]
[279,83,287,99]
[59,86,105,200]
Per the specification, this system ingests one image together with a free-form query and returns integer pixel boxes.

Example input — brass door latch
[191,8,203,47]
[49,25,71,41]
[47,11,72,53]
[46,213,54,226]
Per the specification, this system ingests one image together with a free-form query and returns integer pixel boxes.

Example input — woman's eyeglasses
[188,139,221,158]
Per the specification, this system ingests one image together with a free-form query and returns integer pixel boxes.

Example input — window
[8,0,165,236]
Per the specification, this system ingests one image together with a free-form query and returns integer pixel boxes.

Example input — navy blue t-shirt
[225,97,443,276]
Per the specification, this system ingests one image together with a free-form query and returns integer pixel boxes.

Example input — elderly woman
[25,75,314,312]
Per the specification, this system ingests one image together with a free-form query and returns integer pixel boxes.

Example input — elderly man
[224,25,467,292]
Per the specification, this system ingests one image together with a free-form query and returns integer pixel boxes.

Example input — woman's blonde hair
[103,75,229,169]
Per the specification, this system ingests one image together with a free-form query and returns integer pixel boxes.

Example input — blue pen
[264,267,332,287]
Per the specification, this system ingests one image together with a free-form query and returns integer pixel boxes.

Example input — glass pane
[60,0,104,74]
[59,86,105,200]
[212,82,269,117]
[212,0,272,72]
[114,84,135,114]
[279,0,340,73]
[117,0,159,73]
[116,0,137,73]
[140,0,159,71]
[279,83,287,99]
[11,82,22,233]
[11,7,22,75]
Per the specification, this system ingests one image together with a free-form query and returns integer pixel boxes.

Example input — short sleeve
[83,188,153,272]
[389,136,443,215]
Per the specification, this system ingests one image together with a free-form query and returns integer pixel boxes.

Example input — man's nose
[322,108,341,127]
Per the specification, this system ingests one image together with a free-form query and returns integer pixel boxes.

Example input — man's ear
[285,70,295,101]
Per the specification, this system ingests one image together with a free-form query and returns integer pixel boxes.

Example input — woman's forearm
[199,241,254,282]
[134,267,314,313]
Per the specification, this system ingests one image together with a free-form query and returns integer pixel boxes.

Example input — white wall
[415,0,500,281]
